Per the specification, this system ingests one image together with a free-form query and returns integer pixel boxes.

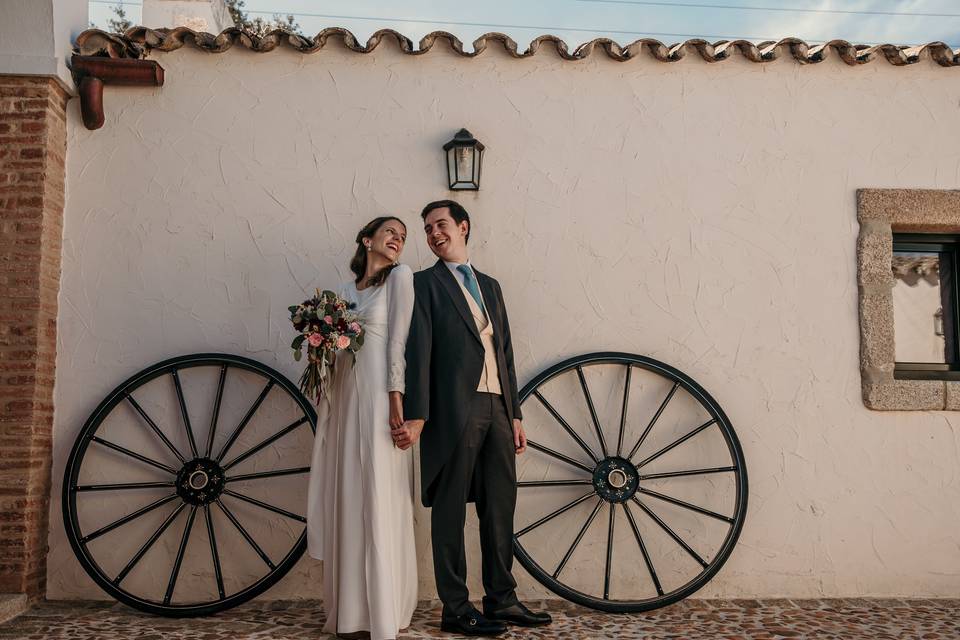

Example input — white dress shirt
[443,260,487,311]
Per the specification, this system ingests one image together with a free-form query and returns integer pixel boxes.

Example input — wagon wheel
[513,352,747,613]
[62,353,316,617]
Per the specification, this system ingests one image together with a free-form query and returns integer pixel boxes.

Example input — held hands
[392,419,424,450]
[389,391,422,450]
[388,392,523,453]
[513,418,527,455]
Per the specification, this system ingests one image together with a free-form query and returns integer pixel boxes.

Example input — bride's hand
[389,391,404,429]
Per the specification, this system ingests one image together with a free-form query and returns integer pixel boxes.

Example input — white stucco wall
[48,41,960,603]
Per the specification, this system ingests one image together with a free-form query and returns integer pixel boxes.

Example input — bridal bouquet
[289,289,364,403]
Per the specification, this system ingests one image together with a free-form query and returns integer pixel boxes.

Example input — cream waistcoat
[455,278,502,395]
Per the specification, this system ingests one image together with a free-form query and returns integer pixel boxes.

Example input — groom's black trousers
[432,391,519,619]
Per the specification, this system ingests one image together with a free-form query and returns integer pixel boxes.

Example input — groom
[393,200,552,636]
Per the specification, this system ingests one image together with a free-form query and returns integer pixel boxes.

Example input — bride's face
[369,219,406,263]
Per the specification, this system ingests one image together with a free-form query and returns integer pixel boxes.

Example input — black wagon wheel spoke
[222,489,306,523]
[623,502,664,596]
[125,394,186,464]
[576,365,608,457]
[215,499,276,570]
[635,418,717,470]
[81,493,180,543]
[526,440,594,474]
[615,365,632,457]
[603,503,616,600]
[631,498,709,568]
[205,365,228,458]
[222,416,309,471]
[164,505,198,605]
[115,502,186,585]
[516,491,597,538]
[513,352,747,614]
[76,481,176,492]
[638,466,737,481]
[226,467,311,483]
[553,498,604,579]
[532,390,599,464]
[215,380,275,464]
[63,353,317,617]
[626,381,679,462]
[517,479,593,488]
[637,487,733,524]
[90,436,178,475]
[171,369,199,459]
[204,505,226,600]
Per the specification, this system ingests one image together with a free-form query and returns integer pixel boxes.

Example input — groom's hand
[394,419,424,450]
[513,419,527,455]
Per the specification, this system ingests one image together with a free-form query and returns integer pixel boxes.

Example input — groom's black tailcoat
[403,260,523,507]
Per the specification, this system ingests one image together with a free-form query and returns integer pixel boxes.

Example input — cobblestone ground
[1,598,958,639]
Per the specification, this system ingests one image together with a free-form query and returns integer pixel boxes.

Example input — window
[857,188,960,410]
[892,234,960,379]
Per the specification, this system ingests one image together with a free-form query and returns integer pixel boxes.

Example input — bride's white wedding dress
[306,264,418,640]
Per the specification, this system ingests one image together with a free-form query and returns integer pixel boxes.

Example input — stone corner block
[943,382,960,410]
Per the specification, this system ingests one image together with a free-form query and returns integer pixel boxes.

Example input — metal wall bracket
[71,55,164,130]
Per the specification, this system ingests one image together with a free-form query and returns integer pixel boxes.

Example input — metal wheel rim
[62,353,317,617]
[513,352,748,613]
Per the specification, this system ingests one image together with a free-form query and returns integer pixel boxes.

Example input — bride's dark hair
[350,216,406,288]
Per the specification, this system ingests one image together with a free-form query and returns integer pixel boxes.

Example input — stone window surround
[857,188,960,410]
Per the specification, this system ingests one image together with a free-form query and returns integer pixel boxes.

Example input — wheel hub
[593,456,639,503]
[176,458,225,505]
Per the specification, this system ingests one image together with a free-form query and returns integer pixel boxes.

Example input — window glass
[892,251,951,363]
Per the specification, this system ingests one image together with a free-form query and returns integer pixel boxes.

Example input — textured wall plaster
[49,43,960,603]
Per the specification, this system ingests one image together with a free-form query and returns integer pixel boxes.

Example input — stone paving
[0,598,958,639]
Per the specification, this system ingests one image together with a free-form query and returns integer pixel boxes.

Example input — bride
[306,216,417,640]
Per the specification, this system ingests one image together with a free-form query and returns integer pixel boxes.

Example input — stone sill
[863,380,960,410]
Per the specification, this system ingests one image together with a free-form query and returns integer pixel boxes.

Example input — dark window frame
[892,233,960,380]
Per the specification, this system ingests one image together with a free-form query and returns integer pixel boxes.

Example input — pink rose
[323,315,333,325]
[336,334,351,350]
[349,322,361,333]
[308,333,322,347]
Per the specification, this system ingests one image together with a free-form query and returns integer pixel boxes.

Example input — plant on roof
[224,0,304,37]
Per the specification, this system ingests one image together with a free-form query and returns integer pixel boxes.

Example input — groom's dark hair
[421,199,470,244]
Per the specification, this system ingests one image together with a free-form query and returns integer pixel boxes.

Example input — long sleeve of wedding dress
[386,264,414,393]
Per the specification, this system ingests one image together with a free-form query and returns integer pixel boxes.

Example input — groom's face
[424,207,468,263]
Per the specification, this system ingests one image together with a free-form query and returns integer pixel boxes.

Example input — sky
[88,0,960,48]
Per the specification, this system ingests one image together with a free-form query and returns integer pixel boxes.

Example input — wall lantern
[443,128,484,191]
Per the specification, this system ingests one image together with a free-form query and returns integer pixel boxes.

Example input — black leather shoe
[440,609,507,636]
[483,602,553,627]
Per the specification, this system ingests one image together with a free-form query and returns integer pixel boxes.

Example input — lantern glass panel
[447,145,480,190]
[474,148,483,187]
[455,147,472,183]
[446,149,457,188]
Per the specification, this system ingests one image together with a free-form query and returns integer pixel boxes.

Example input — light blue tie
[456,264,486,318]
